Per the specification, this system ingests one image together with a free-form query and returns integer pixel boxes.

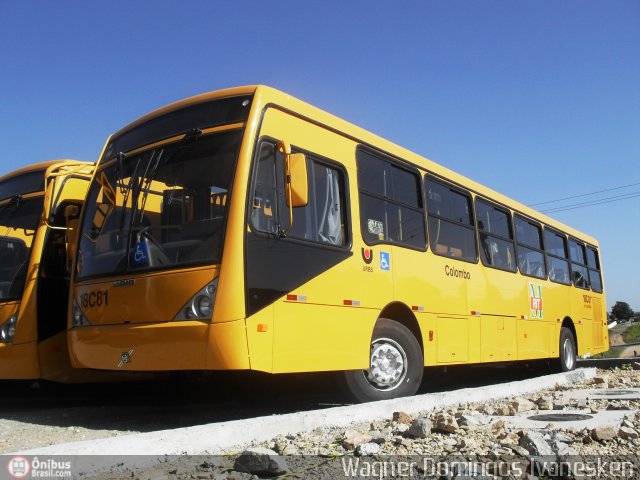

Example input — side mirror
[277,141,309,237]
[64,204,81,272]
[43,175,58,226]
[285,153,309,208]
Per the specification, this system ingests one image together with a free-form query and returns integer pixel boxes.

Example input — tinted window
[586,247,600,269]
[544,229,567,258]
[476,199,516,272]
[476,200,512,239]
[572,263,589,289]
[426,177,477,262]
[0,170,45,201]
[0,196,43,300]
[104,95,253,158]
[515,217,543,250]
[587,247,602,293]
[78,130,243,280]
[518,249,546,279]
[252,142,347,247]
[548,256,570,285]
[569,239,586,264]
[427,181,473,225]
[515,215,546,279]
[479,233,517,271]
[357,149,425,249]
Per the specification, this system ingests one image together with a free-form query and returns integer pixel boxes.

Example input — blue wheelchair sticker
[380,251,390,271]
[131,241,149,267]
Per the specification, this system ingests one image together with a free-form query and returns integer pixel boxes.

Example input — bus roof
[0,160,91,184]
[109,85,598,246]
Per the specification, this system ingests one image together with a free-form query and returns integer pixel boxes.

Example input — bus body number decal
[81,290,109,308]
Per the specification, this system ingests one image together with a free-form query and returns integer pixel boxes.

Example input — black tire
[340,318,423,403]
[558,326,577,372]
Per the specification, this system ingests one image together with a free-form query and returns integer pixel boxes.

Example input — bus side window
[357,148,425,249]
[586,246,603,293]
[425,177,477,262]
[544,228,571,285]
[251,141,347,247]
[569,239,590,290]
[514,215,546,280]
[476,198,516,272]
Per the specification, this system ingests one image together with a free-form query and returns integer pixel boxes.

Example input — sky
[1,1,638,311]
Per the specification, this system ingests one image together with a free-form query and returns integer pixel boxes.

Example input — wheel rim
[363,337,408,391]
[563,337,576,370]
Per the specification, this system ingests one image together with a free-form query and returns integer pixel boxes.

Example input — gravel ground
[6,363,640,480]
[78,365,640,479]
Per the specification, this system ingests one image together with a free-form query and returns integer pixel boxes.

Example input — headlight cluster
[72,297,91,327]
[173,278,218,321]
[0,314,17,343]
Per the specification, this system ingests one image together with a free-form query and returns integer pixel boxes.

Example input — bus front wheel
[341,318,423,403]
[558,327,577,372]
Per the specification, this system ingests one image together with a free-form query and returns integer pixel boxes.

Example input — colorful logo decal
[7,457,30,478]
[380,251,390,271]
[528,283,543,319]
[361,248,374,264]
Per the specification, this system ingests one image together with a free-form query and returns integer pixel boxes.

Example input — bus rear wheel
[558,327,577,372]
[341,318,423,403]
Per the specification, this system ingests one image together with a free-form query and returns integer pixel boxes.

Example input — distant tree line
[610,301,635,321]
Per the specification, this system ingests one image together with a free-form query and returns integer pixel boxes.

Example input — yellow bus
[0,160,97,382]
[68,86,607,401]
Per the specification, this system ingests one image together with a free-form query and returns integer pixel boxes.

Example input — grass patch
[622,323,640,343]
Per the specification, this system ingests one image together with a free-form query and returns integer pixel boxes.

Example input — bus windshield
[76,128,243,280]
[0,195,43,301]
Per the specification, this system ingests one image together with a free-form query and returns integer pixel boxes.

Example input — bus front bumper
[0,342,41,379]
[68,319,250,371]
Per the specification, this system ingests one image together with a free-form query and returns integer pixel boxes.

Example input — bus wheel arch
[561,317,578,353]
[378,302,424,352]
[340,306,424,403]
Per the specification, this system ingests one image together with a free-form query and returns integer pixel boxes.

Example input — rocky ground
[92,365,640,479]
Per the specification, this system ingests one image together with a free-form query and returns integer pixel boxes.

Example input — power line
[529,181,640,207]
[541,191,640,214]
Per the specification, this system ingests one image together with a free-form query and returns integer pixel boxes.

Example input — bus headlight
[0,314,18,343]
[72,297,92,327]
[196,296,213,317]
[173,278,218,321]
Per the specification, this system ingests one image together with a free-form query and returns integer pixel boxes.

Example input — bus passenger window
[476,198,516,272]
[357,149,425,249]
[515,215,546,279]
[587,247,603,293]
[544,228,570,285]
[425,177,477,262]
[569,239,590,290]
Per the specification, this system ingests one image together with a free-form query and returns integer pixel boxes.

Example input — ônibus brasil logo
[7,456,30,478]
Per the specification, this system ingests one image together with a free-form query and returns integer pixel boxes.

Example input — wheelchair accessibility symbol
[131,241,149,266]
[380,251,390,271]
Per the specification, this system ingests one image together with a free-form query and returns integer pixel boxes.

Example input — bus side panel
[273,302,374,372]
[0,342,40,379]
[590,295,608,352]
[540,279,570,358]
[516,278,551,360]
[245,306,274,372]
[393,241,470,365]
[570,287,593,355]
[467,261,520,363]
